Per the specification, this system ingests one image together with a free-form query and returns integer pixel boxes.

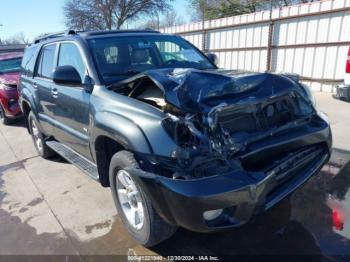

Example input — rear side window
[36,44,56,79]
[58,43,86,80]
[21,46,38,77]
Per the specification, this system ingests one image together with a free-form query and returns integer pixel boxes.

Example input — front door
[52,42,91,159]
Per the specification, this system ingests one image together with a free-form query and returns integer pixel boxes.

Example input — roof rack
[32,29,160,44]
[81,29,160,36]
[33,30,77,44]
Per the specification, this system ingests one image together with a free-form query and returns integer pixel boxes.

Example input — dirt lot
[0,92,350,261]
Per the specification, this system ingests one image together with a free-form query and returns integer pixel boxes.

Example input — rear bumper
[129,119,332,232]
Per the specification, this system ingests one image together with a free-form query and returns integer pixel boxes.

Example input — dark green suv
[18,30,332,246]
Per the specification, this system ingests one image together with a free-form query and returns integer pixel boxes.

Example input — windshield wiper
[103,70,141,77]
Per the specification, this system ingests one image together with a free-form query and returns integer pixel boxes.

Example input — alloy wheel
[31,119,43,153]
[116,169,145,230]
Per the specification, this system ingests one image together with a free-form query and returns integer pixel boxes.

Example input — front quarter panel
[90,86,178,159]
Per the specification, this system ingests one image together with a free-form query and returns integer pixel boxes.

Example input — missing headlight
[162,115,192,145]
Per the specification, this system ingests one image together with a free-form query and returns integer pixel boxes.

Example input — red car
[0,52,23,124]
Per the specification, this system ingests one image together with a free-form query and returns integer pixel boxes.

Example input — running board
[46,141,99,181]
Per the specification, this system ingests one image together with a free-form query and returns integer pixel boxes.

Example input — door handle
[51,87,58,98]
[33,82,38,90]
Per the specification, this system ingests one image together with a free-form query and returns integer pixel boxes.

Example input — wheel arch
[94,135,126,187]
[91,112,153,187]
[20,89,39,134]
[21,100,32,133]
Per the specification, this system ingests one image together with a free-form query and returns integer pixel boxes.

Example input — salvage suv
[19,30,332,246]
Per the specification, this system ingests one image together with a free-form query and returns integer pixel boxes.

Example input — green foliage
[190,0,319,21]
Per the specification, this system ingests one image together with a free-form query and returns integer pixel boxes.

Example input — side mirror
[206,53,219,66]
[53,65,82,86]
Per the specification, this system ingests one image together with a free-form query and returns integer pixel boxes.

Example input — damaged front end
[110,68,331,231]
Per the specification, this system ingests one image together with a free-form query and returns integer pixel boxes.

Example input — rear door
[33,43,58,135]
[51,42,91,159]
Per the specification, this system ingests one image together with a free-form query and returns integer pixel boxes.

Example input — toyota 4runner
[18,30,332,246]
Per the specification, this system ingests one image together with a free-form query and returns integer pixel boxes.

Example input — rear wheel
[109,150,177,247]
[28,111,55,158]
[0,105,11,125]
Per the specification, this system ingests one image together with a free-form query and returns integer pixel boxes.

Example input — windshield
[88,35,215,83]
[0,58,22,74]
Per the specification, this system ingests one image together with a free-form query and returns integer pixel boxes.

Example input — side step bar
[46,141,99,181]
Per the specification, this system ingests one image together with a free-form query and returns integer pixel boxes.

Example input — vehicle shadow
[7,118,26,128]
[152,198,322,261]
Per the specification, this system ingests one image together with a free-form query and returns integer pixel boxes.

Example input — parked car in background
[336,46,350,101]
[19,30,331,247]
[0,52,23,124]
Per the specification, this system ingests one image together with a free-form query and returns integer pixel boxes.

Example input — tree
[189,0,320,21]
[141,10,184,30]
[162,10,184,27]
[0,33,29,45]
[63,0,173,31]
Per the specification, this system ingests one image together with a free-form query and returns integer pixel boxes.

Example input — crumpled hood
[140,68,305,113]
[0,71,20,86]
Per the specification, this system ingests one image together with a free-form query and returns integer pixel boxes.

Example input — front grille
[216,92,312,134]
[265,145,325,181]
[219,113,257,133]
[241,143,327,174]
[265,144,329,208]
[6,84,17,88]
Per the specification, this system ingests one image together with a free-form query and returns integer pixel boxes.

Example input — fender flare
[90,111,153,161]
[19,89,40,133]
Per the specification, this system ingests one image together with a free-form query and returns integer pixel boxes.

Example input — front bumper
[129,118,332,232]
[0,89,22,118]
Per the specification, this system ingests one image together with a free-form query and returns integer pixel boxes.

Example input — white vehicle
[336,46,350,100]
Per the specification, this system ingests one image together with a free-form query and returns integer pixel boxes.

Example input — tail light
[346,47,350,73]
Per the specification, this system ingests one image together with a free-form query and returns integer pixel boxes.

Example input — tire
[0,105,11,125]
[28,111,56,159]
[109,150,177,247]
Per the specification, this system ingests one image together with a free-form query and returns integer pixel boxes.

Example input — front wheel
[109,150,177,247]
[28,111,55,159]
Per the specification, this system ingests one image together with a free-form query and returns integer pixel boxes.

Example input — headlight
[301,83,316,107]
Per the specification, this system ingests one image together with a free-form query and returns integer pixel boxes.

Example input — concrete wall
[161,0,350,92]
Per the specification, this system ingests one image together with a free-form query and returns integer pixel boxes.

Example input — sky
[0,0,190,42]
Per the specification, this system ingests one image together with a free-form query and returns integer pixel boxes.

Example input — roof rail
[33,30,77,44]
[81,29,161,36]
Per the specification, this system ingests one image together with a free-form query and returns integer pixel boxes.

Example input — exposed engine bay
[109,68,322,180]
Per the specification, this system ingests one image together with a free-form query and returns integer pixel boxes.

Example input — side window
[58,43,86,80]
[37,44,56,79]
[21,46,38,77]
